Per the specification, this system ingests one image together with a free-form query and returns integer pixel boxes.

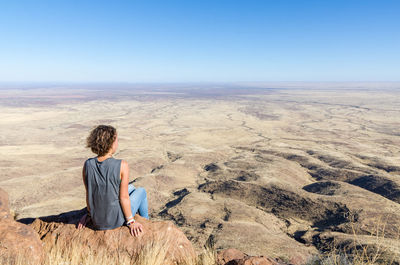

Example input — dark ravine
[243,148,400,204]
[302,181,342,196]
[197,180,351,230]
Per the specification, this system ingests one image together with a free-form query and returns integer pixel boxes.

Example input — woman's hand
[77,213,90,229]
[129,222,143,237]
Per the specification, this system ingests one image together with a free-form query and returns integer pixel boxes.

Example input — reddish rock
[289,255,306,265]
[217,248,285,265]
[29,208,196,264]
[0,188,43,263]
[218,248,246,264]
[240,256,277,265]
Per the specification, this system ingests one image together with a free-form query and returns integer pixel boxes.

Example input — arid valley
[1,83,400,263]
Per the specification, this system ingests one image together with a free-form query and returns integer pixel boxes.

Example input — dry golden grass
[1,241,218,265]
[307,214,400,265]
[1,229,218,265]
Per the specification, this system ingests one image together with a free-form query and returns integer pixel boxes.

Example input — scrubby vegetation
[306,215,400,265]
[1,237,217,265]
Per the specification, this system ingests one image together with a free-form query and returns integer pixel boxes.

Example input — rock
[239,256,276,265]
[217,248,246,264]
[217,248,286,265]
[29,208,196,265]
[0,188,43,263]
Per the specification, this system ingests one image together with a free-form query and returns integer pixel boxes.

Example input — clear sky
[0,0,399,82]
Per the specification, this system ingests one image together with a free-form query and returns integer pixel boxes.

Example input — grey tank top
[84,157,125,230]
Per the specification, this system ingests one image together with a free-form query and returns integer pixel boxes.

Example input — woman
[77,125,149,237]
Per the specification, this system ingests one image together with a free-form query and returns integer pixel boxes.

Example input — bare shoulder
[120,160,129,174]
[120,159,128,168]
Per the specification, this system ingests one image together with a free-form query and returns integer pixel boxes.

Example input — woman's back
[84,157,125,230]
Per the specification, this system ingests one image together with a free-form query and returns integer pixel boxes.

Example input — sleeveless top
[84,157,125,230]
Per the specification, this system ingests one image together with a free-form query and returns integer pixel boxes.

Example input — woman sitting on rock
[77,125,149,237]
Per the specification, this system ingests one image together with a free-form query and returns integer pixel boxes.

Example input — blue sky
[0,0,399,82]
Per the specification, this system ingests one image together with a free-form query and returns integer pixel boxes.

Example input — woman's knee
[136,187,147,198]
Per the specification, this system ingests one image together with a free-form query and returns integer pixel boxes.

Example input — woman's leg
[128,186,149,219]
[128,183,135,194]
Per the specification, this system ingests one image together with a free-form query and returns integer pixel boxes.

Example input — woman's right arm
[119,160,133,219]
[120,160,143,236]
[78,162,90,229]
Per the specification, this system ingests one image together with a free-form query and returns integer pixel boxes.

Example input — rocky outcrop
[1,187,292,264]
[29,208,196,264]
[0,188,43,263]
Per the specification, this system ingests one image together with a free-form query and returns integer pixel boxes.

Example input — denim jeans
[128,183,149,219]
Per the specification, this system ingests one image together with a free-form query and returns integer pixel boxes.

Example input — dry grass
[1,230,218,265]
[307,213,400,265]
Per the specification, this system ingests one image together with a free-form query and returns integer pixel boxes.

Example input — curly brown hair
[86,125,117,156]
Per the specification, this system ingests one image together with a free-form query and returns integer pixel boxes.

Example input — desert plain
[1,82,400,262]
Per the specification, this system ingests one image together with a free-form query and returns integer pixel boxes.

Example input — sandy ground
[1,83,400,261]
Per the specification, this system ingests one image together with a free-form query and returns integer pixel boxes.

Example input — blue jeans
[128,184,149,219]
